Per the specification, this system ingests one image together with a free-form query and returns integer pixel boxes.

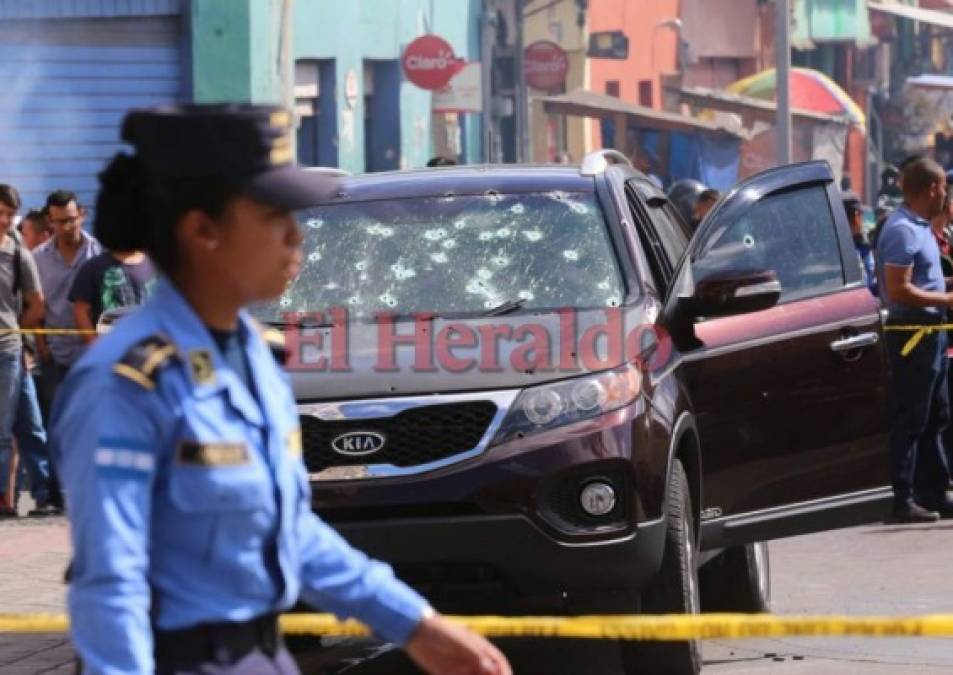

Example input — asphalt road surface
[2,515,952,674]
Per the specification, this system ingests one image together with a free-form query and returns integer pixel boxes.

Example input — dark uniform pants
[153,615,301,675]
[156,648,300,675]
[885,324,952,505]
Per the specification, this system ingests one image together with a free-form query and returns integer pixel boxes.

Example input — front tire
[620,458,701,675]
[700,541,771,613]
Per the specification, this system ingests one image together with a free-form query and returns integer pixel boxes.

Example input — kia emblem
[330,431,387,457]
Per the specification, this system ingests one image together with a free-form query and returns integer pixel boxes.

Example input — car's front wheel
[620,458,701,675]
[701,541,771,613]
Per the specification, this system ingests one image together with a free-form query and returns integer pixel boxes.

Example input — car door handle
[830,332,879,352]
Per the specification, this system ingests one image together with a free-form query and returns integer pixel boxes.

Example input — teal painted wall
[189,0,483,170]
[191,0,286,104]
[293,0,483,173]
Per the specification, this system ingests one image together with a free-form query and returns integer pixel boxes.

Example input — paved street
[2,517,953,674]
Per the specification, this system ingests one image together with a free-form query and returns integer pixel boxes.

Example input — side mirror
[685,270,781,319]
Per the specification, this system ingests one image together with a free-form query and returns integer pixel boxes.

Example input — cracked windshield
[261,191,624,320]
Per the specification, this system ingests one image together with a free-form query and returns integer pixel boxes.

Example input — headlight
[492,364,642,444]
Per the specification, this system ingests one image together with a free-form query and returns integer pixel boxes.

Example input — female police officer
[49,105,511,675]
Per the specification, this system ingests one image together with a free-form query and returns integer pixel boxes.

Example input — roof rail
[580,149,632,176]
[304,167,352,177]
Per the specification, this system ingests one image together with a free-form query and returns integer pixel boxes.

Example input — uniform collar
[151,277,265,428]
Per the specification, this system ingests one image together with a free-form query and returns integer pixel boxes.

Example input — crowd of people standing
[0,186,155,517]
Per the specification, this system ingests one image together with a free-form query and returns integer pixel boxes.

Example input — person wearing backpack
[0,185,48,516]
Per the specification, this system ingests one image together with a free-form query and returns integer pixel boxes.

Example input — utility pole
[514,0,529,163]
[775,0,792,165]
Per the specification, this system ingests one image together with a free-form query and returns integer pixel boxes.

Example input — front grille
[300,401,498,472]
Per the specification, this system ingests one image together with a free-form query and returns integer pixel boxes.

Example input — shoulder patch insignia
[188,349,216,386]
[113,335,180,391]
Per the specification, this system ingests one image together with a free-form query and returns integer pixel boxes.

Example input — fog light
[579,481,616,517]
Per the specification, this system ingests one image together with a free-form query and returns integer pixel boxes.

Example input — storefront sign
[524,41,569,92]
[402,34,465,91]
[433,62,483,113]
[587,31,629,60]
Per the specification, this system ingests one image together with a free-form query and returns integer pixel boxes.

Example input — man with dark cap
[877,157,953,523]
[50,105,511,674]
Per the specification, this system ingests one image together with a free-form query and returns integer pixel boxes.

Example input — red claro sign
[524,40,569,92]
[402,34,465,91]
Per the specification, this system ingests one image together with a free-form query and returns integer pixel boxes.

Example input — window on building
[295,61,320,167]
[605,80,621,98]
[638,80,653,107]
[363,61,374,172]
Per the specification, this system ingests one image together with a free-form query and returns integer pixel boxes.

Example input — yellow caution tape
[5,613,953,641]
[0,328,97,335]
[883,323,953,357]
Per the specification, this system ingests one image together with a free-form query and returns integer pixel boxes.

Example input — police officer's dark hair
[0,184,21,211]
[45,189,79,210]
[94,153,233,274]
[697,189,720,204]
[901,157,946,198]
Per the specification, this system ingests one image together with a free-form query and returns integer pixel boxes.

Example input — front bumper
[336,512,666,612]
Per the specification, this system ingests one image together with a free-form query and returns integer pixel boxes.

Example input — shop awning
[867,1,953,30]
[537,89,746,139]
[677,87,855,127]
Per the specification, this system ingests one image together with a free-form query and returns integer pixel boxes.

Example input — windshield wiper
[482,298,527,317]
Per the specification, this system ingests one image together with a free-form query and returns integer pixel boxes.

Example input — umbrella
[726,67,865,127]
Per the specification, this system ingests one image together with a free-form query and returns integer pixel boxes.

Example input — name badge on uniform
[177,441,250,467]
[188,349,216,386]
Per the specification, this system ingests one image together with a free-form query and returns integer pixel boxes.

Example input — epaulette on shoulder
[113,334,180,390]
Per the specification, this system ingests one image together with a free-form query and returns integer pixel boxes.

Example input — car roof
[324,164,597,204]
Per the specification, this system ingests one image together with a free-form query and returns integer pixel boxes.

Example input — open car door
[663,161,891,550]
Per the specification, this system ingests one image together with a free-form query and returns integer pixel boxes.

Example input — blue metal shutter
[0,15,184,212]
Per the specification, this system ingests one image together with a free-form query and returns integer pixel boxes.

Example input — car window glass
[646,200,688,267]
[252,192,626,320]
[692,185,844,304]
[625,186,671,293]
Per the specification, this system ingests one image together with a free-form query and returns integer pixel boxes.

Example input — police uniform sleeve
[295,484,430,646]
[51,364,164,674]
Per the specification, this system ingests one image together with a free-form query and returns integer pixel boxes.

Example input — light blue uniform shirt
[877,205,945,315]
[50,278,428,674]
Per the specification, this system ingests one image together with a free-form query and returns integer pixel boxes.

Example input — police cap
[121,104,337,209]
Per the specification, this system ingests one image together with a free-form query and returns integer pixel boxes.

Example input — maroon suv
[257,153,890,675]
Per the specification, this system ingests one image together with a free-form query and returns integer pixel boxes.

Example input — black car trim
[335,513,667,598]
[700,486,892,550]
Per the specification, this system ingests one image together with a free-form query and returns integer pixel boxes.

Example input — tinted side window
[647,201,688,266]
[693,185,844,303]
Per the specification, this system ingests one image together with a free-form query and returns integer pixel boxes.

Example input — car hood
[286,304,658,401]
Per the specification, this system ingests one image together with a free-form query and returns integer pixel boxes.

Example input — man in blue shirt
[877,157,953,522]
